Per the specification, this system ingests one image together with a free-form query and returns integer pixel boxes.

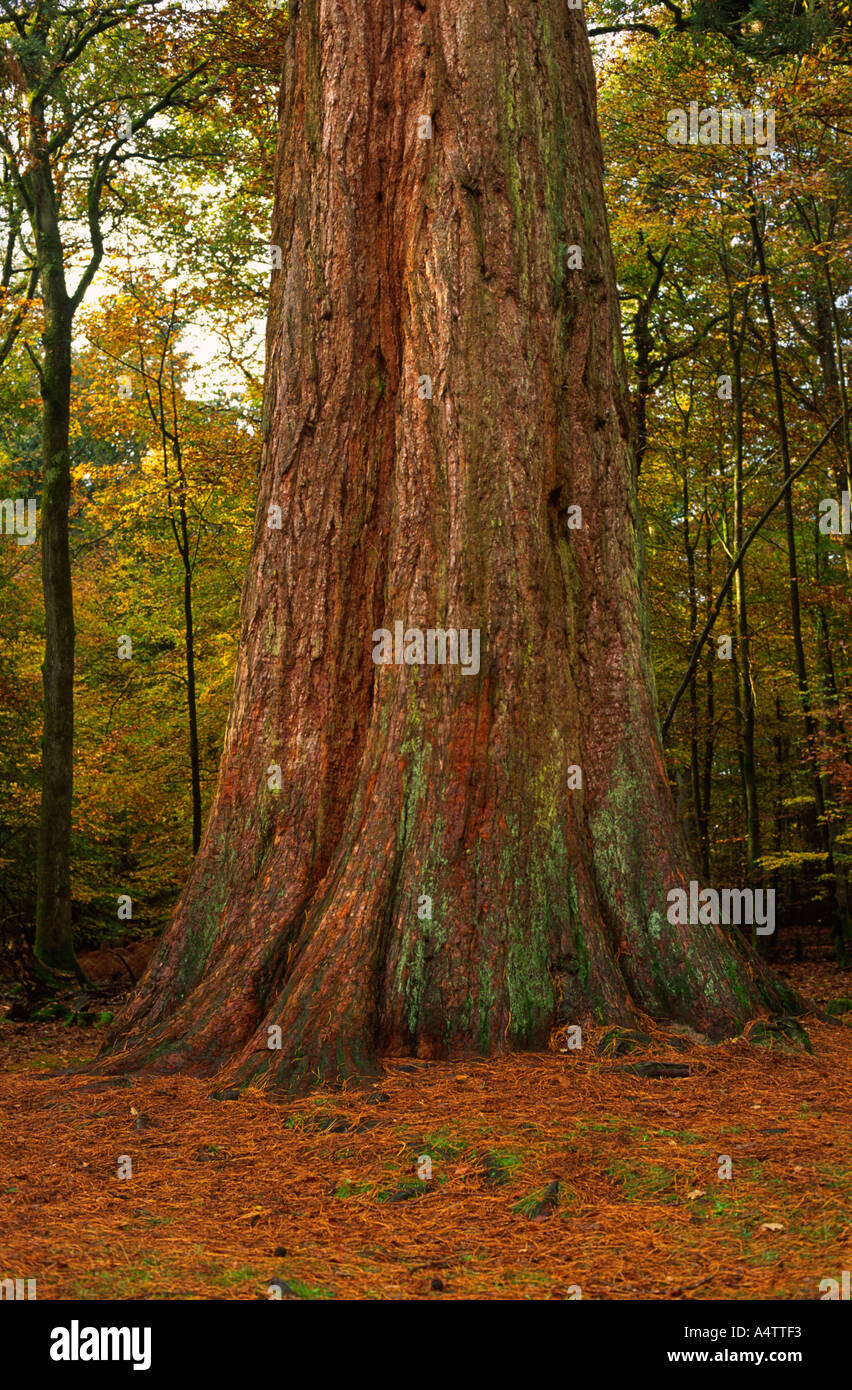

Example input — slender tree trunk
[772,692,785,920]
[172,439,202,856]
[103,0,792,1088]
[795,201,852,583]
[35,299,76,972]
[725,563,746,848]
[750,199,851,963]
[631,244,668,481]
[167,359,203,856]
[822,263,852,486]
[143,327,204,854]
[181,518,202,855]
[701,483,714,875]
[729,310,761,875]
[29,129,80,977]
[815,598,849,759]
[682,464,705,869]
[814,284,852,584]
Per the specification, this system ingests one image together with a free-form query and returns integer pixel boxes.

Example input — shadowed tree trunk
[728,294,761,879]
[102,0,792,1090]
[749,195,851,965]
[30,103,79,978]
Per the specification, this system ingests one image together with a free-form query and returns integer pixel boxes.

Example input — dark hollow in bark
[100,0,794,1091]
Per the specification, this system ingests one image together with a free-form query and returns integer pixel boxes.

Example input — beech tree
[104,0,794,1089]
[0,0,229,975]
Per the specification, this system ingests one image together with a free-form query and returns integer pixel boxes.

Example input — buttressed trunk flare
[102,0,791,1090]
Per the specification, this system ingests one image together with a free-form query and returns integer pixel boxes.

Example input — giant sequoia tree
[104,0,792,1089]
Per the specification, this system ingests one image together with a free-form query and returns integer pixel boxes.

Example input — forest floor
[1,954,850,1301]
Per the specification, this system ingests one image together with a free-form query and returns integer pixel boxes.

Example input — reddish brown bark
[102,0,792,1090]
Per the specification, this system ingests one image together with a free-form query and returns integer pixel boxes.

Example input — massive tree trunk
[103,0,791,1089]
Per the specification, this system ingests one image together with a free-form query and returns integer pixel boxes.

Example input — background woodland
[1,0,850,965]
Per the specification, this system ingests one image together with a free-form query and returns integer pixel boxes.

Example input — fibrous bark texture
[103,0,790,1089]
